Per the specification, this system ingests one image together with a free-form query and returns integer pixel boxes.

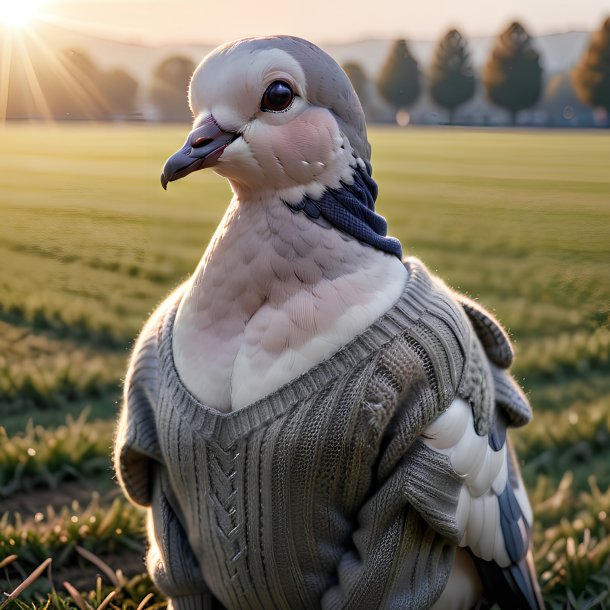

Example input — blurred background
[1,1,609,609]
[1,0,610,126]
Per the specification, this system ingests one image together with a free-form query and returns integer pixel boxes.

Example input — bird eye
[261,80,295,112]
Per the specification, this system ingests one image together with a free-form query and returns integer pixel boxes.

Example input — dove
[115,35,544,610]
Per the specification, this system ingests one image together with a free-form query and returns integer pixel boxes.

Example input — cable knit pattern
[114,258,531,610]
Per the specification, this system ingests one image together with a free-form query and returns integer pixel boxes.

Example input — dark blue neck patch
[283,163,403,259]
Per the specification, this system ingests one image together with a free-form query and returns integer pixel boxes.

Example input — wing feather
[423,398,544,609]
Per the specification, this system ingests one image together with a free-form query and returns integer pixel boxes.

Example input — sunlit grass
[0,410,113,497]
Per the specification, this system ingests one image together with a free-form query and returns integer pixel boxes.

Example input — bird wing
[421,296,544,610]
[424,398,543,609]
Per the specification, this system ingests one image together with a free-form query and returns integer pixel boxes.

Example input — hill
[21,21,592,85]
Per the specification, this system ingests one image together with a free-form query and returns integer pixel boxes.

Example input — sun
[0,0,44,28]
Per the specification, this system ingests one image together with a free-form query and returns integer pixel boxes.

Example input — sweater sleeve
[147,464,223,610]
[114,285,187,505]
[322,335,463,610]
[114,291,222,608]
[114,309,163,507]
[454,292,533,428]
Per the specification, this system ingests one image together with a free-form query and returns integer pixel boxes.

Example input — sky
[39,0,609,45]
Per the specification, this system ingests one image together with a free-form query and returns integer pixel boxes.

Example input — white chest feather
[172,197,407,412]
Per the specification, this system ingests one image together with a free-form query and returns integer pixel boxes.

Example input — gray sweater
[114,257,532,610]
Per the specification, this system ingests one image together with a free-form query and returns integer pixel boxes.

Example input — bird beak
[160,115,237,189]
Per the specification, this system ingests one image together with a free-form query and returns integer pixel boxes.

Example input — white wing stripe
[492,452,508,496]
[423,397,513,567]
[425,398,470,450]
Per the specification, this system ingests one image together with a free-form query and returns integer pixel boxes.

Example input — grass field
[1,124,609,608]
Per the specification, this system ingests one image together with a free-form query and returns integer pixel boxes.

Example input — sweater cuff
[168,592,219,610]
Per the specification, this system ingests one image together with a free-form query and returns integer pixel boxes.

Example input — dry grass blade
[63,580,88,610]
[75,545,119,586]
[136,592,154,610]
[96,589,117,610]
[0,557,52,608]
[0,555,18,569]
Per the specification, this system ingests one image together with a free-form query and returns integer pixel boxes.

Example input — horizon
[13,0,610,47]
[19,17,600,49]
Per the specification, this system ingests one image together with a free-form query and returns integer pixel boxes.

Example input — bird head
[161,35,402,258]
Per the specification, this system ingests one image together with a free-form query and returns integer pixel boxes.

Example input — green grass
[0,124,609,607]
[0,410,113,498]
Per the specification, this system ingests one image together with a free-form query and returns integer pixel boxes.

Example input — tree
[46,49,109,119]
[429,29,475,124]
[377,39,420,121]
[0,32,138,121]
[572,17,610,119]
[342,61,370,115]
[0,37,107,120]
[101,69,138,117]
[483,22,542,125]
[150,56,195,122]
[343,62,368,103]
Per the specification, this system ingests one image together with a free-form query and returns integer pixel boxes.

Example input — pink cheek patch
[267,108,340,183]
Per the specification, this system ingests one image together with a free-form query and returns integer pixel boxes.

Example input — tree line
[353,18,610,125]
[1,17,608,124]
[1,40,195,121]
[2,45,138,120]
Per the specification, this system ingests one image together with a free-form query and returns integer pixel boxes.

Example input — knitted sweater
[114,257,531,610]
